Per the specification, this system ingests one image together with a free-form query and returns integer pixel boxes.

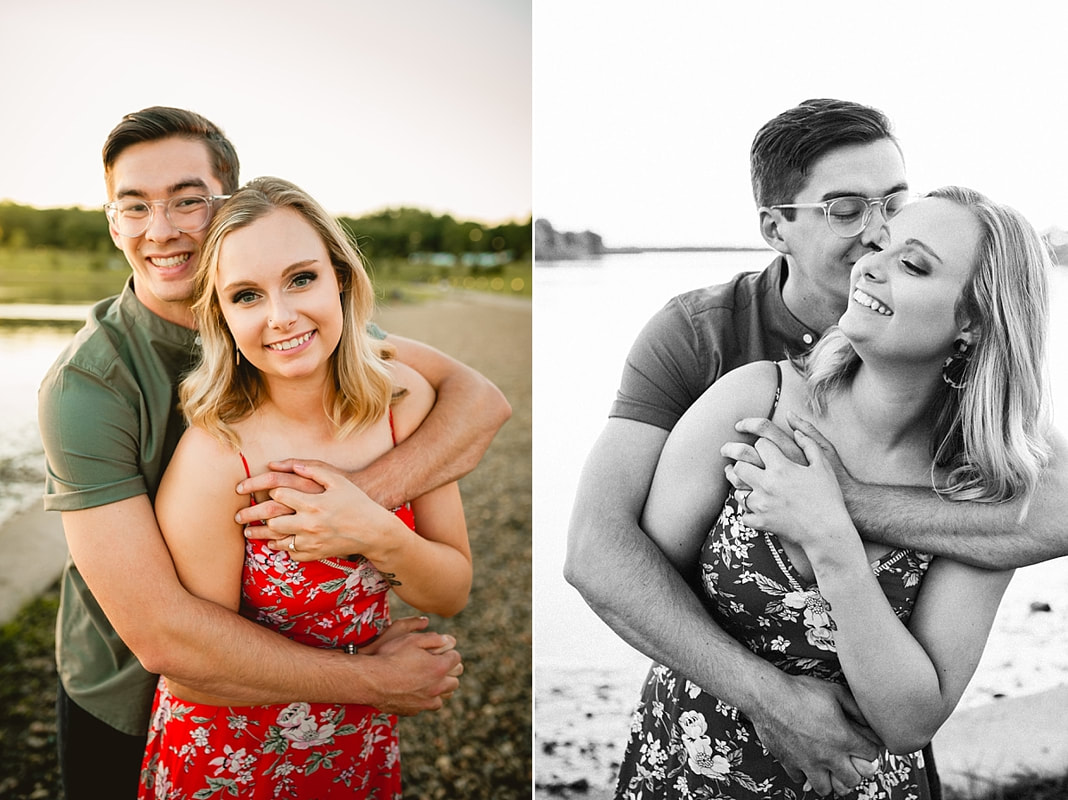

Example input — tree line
[0,202,531,261]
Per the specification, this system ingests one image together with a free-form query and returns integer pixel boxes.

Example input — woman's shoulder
[387,360,435,444]
[169,424,242,477]
[703,359,787,409]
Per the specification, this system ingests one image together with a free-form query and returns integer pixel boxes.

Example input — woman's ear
[958,318,981,348]
[758,207,789,255]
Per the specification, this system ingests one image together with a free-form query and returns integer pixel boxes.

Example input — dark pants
[924,742,943,800]
[56,682,146,800]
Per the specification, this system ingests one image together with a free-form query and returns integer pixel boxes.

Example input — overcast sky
[535,2,1068,248]
[0,0,531,224]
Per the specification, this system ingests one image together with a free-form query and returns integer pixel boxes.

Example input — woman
[138,177,471,799]
[615,187,1052,799]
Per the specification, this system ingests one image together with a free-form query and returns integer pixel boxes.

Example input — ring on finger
[740,490,752,514]
[288,535,298,552]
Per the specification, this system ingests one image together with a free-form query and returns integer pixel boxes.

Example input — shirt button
[802,333,814,345]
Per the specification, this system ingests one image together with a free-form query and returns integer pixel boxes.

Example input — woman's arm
[739,428,1013,753]
[153,426,264,704]
[816,547,1011,754]
[641,362,778,575]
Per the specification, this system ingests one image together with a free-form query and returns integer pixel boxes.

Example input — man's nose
[858,213,891,251]
[143,202,179,242]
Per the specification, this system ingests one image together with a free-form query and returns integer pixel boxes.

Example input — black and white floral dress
[614,495,934,800]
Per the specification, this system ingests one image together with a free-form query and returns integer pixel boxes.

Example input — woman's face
[838,197,982,368]
[214,207,343,384]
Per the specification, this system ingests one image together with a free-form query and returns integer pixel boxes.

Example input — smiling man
[566,98,1068,799]
[38,107,510,798]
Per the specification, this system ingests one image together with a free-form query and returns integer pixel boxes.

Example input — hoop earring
[941,339,971,390]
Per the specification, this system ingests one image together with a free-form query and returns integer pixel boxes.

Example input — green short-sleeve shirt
[38,280,200,735]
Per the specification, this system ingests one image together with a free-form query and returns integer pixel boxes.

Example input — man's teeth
[150,254,190,268]
[853,289,893,316]
[267,332,313,351]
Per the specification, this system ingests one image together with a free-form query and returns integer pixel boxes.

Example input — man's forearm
[845,480,1067,569]
[358,366,510,509]
[141,594,396,707]
[565,509,792,718]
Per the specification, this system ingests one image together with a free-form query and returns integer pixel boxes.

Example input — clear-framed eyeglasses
[103,194,232,238]
[765,190,912,238]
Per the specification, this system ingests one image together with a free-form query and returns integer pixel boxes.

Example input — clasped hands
[721,411,855,550]
[235,458,392,562]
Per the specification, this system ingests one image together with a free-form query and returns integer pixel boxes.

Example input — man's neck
[132,282,197,329]
[779,259,846,334]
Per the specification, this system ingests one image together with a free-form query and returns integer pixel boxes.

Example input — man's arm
[357,334,511,508]
[61,495,460,714]
[565,417,879,795]
[791,416,1068,569]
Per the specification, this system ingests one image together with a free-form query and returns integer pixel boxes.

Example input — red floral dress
[139,439,415,799]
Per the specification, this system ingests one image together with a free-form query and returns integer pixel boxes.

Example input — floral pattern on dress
[139,503,415,800]
[615,498,933,800]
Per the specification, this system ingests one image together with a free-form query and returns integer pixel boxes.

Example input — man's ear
[758,207,789,255]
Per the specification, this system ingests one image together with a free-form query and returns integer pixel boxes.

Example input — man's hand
[360,621,463,715]
[235,459,328,527]
[720,416,807,471]
[749,674,881,796]
[786,412,856,494]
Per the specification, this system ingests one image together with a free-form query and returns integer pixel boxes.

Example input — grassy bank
[0,247,531,305]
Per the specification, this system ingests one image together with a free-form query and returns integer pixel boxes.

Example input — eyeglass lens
[112,196,213,237]
[826,192,908,237]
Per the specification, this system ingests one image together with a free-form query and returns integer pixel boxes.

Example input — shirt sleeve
[609,297,711,431]
[38,364,147,512]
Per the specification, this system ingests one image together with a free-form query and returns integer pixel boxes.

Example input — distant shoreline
[536,245,771,263]
[603,245,769,254]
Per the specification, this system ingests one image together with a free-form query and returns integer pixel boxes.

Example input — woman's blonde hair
[795,186,1052,504]
[181,176,394,447]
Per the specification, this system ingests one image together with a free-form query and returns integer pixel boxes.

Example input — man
[38,106,512,797]
[565,98,1068,797]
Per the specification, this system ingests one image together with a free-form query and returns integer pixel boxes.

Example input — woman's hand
[239,460,403,563]
[725,422,855,555]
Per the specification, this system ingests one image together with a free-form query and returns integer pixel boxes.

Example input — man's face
[775,139,908,320]
[106,137,224,325]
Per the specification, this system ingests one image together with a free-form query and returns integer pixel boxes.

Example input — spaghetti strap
[766,362,783,420]
[388,407,397,445]
[239,452,253,480]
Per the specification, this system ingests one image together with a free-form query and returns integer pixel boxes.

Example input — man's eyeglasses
[765,190,911,238]
[104,194,232,238]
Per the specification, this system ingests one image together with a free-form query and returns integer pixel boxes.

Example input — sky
[0,0,531,225]
[535,2,1068,248]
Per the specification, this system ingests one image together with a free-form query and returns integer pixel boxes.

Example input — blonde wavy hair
[181,176,394,448]
[795,186,1052,505]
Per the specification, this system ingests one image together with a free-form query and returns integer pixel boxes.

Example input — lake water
[533,249,1068,715]
[0,307,91,526]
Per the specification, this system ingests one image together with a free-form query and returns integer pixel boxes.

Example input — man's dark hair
[750,99,897,216]
[103,106,240,195]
